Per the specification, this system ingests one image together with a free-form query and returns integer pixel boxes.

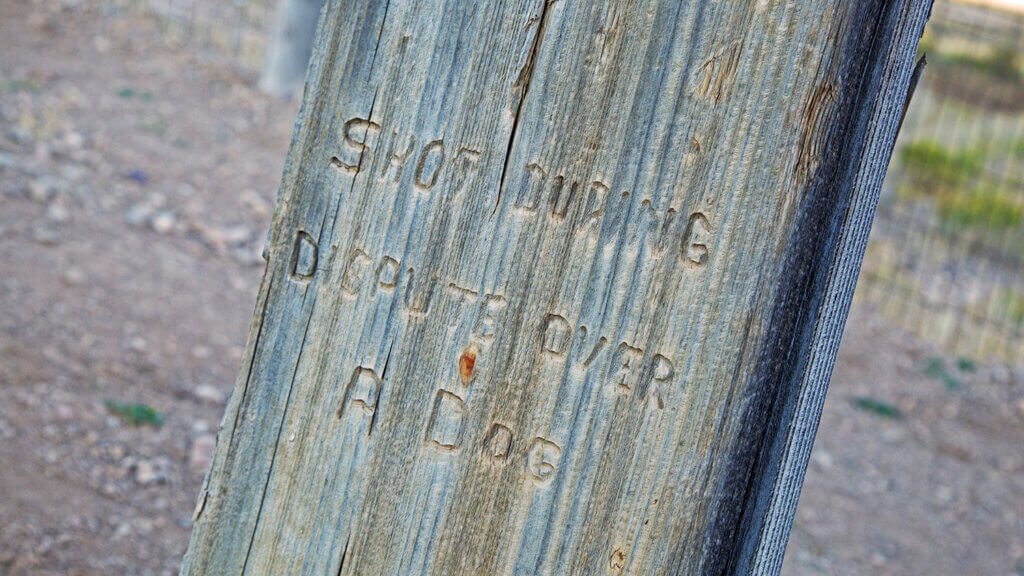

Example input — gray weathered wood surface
[182,0,932,574]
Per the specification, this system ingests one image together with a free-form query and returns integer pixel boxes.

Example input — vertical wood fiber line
[181,1,931,575]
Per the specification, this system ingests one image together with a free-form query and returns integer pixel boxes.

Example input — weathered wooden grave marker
[183,0,932,574]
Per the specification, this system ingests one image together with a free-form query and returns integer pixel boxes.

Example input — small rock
[134,457,169,485]
[150,211,177,234]
[881,426,906,443]
[124,203,153,226]
[28,177,60,203]
[53,403,74,421]
[113,521,133,540]
[240,189,270,218]
[63,266,85,285]
[192,384,226,405]
[125,169,149,185]
[194,223,252,254]
[93,35,111,54]
[62,131,84,150]
[870,552,887,567]
[46,201,69,223]
[189,434,216,471]
[812,449,834,470]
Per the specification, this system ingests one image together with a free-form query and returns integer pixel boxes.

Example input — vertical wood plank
[181,1,932,574]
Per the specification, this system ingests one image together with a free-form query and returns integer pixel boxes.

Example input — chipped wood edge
[736,1,934,574]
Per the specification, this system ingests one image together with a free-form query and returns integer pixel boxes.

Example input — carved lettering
[609,342,644,393]
[482,422,513,464]
[514,162,546,213]
[681,212,711,268]
[651,208,681,257]
[472,294,507,341]
[449,146,481,198]
[376,256,401,290]
[425,389,466,452]
[577,181,609,238]
[638,354,673,409]
[404,268,439,318]
[340,248,372,296]
[290,231,318,282]
[339,367,382,427]
[333,117,381,173]
[526,437,562,484]
[549,175,578,220]
[446,282,479,306]
[539,314,572,357]
[571,326,608,371]
[380,132,416,183]
[414,139,445,191]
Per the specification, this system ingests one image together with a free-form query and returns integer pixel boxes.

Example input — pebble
[150,211,177,234]
[62,131,84,150]
[192,384,225,405]
[113,521,133,540]
[134,457,169,485]
[93,35,111,54]
[124,203,153,226]
[53,403,74,421]
[46,201,70,223]
[812,449,834,470]
[240,189,270,218]
[63,266,86,285]
[195,223,251,254]
[28,177,61,203]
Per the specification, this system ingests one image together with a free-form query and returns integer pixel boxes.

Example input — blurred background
[0,0,1022,574]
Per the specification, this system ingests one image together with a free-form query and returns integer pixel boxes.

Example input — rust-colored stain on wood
[459,343,478,386]
[458,340,477,385]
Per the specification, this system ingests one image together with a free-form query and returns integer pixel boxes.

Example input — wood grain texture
[181,1,932,574]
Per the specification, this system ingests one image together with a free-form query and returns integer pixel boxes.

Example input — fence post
[183,0,932,574]
[259,0,324,97]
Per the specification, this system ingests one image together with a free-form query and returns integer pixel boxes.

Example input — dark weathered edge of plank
[729,1,934,574]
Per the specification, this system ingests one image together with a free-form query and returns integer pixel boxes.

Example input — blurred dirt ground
[1,2,1022,575]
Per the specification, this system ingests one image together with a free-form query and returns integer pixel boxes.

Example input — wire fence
[858,0,1024,364]
[100,0,1024,365]
[103,0,277,70]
